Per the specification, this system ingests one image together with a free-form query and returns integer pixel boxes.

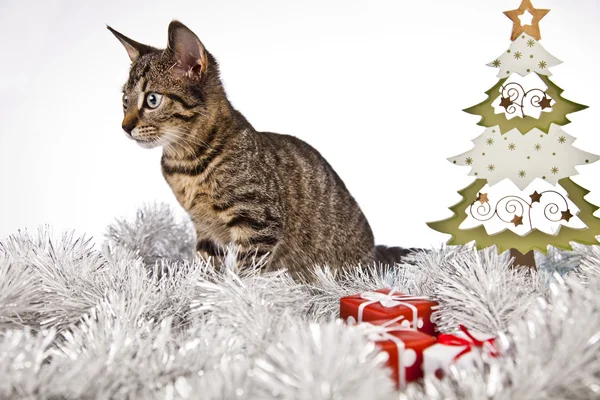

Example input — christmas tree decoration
[340,288,439,336]
[463,76,587,137]
[487,33,561,78]
[449,125,598,189]
[428,0,600,267]
[503,0,550,40]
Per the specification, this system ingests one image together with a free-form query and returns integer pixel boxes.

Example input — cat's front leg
[225,208,283,266]
[195,238,225,264]
[193,222,225,265]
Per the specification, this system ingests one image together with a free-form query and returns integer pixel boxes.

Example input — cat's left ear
[107,26,154,62]
[167,21,208,78]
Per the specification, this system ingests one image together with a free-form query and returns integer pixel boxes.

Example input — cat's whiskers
[163,128,194,157]
[161,131,188,158]
[167,129,197,156]
[157,134,178,156]
[168,127,210,148]
[164,127,214,157]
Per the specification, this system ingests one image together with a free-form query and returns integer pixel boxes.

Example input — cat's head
[108,21,221,150]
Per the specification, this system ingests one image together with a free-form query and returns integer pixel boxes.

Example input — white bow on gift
[360,316,418,390]
[356,290,427,330]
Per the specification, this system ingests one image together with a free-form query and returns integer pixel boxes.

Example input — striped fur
[109,21,410,280]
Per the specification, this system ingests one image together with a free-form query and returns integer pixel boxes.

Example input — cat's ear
[167,21,208,78]
[107,25,154,62]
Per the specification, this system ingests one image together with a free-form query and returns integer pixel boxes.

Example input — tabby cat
[108,21,412,280]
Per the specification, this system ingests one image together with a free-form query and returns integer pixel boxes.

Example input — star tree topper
[504,0,550,41]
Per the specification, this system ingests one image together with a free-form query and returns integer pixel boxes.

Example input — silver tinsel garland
[1,203,600,399]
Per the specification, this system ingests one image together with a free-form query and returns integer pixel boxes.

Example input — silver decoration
[409,245,545,335]
[305,263,419,322]
[0,204,599,398]
[105,202,196,266]
[252,319,396,400]
[535,245,582,283]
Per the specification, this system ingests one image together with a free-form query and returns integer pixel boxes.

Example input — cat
[108,21,414,280]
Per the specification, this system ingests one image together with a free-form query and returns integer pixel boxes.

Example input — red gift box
[361,317,437,389]
[340,288,438,336]
[423,325,500,378]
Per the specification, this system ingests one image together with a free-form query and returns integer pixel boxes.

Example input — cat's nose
[122,116,138,136]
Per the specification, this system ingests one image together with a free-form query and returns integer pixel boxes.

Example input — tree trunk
[509,248,536,269]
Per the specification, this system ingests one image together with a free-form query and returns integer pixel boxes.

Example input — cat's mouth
[135,137,161,149]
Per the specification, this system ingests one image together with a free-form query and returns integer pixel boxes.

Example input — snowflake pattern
[450,126,600,190]
[488,34,561,78]
[486,138,494,146]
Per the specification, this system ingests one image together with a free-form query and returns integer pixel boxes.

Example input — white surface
[1,0,599,249]
[488,33,562,77]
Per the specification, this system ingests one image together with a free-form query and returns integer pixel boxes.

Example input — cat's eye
[146,93,163,109]
[122,94,129,109]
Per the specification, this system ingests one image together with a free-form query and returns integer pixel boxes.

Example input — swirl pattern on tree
[460,179,586,236]
[493,73,553,120]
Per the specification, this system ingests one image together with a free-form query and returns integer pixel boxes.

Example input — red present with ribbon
[340,288,439,336]
[423,325,499,377]
[359,316,437,390]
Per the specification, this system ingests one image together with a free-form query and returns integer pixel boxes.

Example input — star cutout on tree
[538,96,552,110]
[504,0,550,41]
[486,138,494,145]
[518,170,527,178]
[488,164,495,171]
[511,214,524,227]
[538,60,548,69]
[527,39,536,47]
[551,166,559,174]
[530,191,542,203]
[492,59,501,67]
[514,51,523,60]
[561,209,573,222]
[508,143,516,151]
[477,192,489,204]
[534,143,542,151]
[500,96,513,110]
[558,136,566,144]
[465,157,473,165]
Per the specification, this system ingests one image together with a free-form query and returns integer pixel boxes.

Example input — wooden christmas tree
[428,0,600,267]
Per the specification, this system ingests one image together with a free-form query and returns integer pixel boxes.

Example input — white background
[1,0,599,249]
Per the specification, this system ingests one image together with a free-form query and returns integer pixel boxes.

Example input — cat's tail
[373,245,420,266]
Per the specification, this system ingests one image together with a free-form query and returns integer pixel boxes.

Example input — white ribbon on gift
[357,290,428,330]
[361,315,417,390]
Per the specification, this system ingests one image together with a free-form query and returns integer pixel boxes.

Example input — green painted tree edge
[427,178,600,254]
[463,75,588,134]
